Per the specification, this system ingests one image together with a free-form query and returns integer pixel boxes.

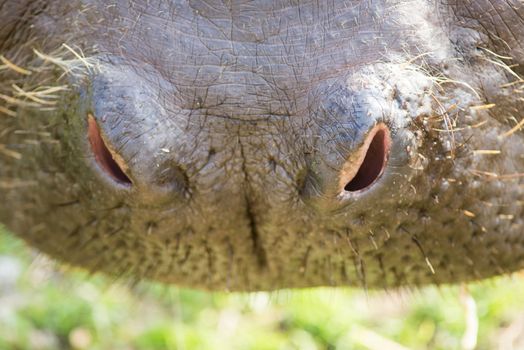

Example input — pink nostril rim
[343,124,391,193]
[87,114,132,186]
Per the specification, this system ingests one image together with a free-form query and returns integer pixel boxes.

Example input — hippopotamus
[0,0,523,291]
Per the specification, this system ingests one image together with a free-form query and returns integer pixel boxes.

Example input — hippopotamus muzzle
[0,0,523,291]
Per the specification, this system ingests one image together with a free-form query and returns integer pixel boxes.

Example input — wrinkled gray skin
[0,0,523,291]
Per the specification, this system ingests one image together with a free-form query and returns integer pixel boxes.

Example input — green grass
[1,227,524,350]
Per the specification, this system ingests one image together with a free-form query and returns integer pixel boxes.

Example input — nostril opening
[343,125,391,193]
[87,114,132,186]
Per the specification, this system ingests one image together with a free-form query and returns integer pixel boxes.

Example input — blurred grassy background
[1,226,524,350]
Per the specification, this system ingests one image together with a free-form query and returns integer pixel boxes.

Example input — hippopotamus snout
[73,60,437,290]
[1,0,523,291]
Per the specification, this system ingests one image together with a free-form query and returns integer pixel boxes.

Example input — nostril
[341,124,391,193]
[87,114,132,186]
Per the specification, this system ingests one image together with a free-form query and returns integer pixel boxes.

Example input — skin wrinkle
[0,0,523,290]
[449,0,524,62]
[104,1,411,113]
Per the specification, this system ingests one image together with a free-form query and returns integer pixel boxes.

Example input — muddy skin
[0,1,523,291]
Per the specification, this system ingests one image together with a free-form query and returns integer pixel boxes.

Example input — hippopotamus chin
[0,1,523,291]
